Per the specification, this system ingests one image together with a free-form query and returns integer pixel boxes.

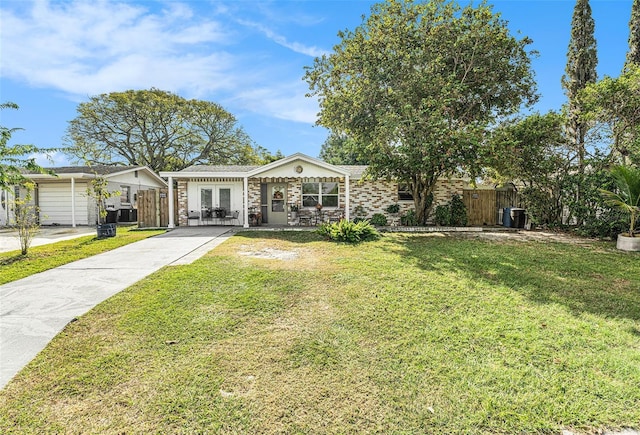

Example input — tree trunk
[410,175,437,225]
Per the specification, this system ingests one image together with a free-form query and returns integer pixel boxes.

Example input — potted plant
[385,203,400,226]
[599,165,640,251]
[385,203,400,214]
[290,203,299,219]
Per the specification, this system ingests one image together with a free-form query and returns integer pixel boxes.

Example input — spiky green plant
[599,165,640,236]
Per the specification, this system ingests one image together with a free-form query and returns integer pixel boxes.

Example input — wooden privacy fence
[463,188,522,226]
[137,188,178,228]
[463,190,497,226]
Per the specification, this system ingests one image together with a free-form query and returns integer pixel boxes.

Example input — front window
[120,186,131,204]
[302,182,338,208]
[398,184,413,201]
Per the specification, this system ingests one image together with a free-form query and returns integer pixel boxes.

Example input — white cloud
[237,19,328,58]
[1,0,233,97]
[0,0,326,126]
[233,81,319,125]
[29,151,70,168]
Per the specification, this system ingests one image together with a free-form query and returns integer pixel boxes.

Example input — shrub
[574,208,628,239]
[316,220,380,243]
[449,194,468,226]
[400,209,418,226]
[435,205,451,226]
[385,204,400,214]
[435,195,468,226]
[370,213,388,226]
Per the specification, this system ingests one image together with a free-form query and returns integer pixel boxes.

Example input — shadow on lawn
[388,234,640,322]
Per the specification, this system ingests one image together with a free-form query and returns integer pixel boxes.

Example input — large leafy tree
[305,0,537,224]
[65,89,273,172]
[1,102,53,189]
[580,64,640,166]
[319,133,369,165]
[562,0,598,175]
[486,112,568,188]
[486,112,570,226]
[626,0,640,68]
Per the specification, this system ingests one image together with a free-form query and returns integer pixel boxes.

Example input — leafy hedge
[317,220,380,243]
[369,213,388,226]
[435,194,468,226]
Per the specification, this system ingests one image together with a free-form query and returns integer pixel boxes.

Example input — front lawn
[0,232,638,434]
[0,227,165,285]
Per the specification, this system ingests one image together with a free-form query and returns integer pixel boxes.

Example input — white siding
[38,183,89,225]
[256,160,344,179]
[187,181,244,225]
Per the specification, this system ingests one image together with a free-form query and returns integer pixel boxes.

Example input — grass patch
[0,227,165,285]
[0,231,639,434]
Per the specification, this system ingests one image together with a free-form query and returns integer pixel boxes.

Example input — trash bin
[502,207,512,227]
[106,210,118,224]
[510,208,526,229]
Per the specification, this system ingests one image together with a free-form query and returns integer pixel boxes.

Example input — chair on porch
[298,210,313,226]
[221,210,239,226]
[188,210,201,226]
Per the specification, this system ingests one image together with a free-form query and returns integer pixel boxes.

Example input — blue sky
[0,0,634,167]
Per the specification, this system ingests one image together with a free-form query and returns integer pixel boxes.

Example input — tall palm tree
[600,165,640,236]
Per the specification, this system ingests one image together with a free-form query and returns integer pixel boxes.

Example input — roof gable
[24,165,167,187]
[248,153,351,178]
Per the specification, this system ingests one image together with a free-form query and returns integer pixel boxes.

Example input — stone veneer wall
[177,180,188,226]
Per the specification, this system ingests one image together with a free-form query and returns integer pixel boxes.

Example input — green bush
[370,213,388,226]
[574,208,628,239]
[400,209,418,226]
[385,204,400,214]
[435,205,451,226]
[316,220,380,243]
[435,195,468,226]
[449,194,468,226]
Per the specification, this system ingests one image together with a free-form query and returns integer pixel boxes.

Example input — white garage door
[38,183,89,226]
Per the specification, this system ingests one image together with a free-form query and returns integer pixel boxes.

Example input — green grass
[0,227,165,285]
[0,231,639,434]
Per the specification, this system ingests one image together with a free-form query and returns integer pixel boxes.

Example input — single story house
[0,166,166,227]
[160,153,468,228]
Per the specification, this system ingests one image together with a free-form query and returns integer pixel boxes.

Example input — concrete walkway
[0,226,233,389]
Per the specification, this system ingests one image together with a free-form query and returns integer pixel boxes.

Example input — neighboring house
[3,166,167,227]
[160,153,468,228]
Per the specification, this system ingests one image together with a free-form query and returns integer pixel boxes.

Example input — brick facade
[175,176,467,226]
[349,178,466,223]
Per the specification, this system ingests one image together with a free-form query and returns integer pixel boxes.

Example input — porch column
[167,176,175,228]
[243,176,249,228]
[345,174,350,221]
[70,177,76,227]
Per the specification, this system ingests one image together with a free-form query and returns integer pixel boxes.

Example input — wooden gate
[463,189,497,226]
[137,188,178,228]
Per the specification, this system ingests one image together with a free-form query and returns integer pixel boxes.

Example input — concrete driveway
[0,226,97,253]
[0,226,233,389]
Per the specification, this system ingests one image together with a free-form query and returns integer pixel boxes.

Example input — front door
[267,183,287,225]
[199,186,233,219]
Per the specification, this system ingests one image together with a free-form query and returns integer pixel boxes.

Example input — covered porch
[160,154,352,229]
